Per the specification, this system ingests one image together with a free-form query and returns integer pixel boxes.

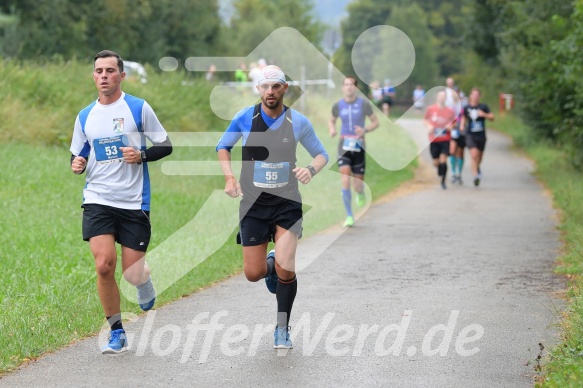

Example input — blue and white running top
[70,92,168,210]
[216,106,328,161]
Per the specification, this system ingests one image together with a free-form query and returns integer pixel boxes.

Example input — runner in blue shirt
[328,76,379,227]
[217,65,328,349]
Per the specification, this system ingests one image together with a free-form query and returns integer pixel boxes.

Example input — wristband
[306,165,317,177]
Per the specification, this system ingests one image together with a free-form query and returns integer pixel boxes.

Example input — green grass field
[494,113,583,387]
[0,60,416,373]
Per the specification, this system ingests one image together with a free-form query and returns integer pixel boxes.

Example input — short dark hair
[94,50,124,72]
[344,76,358,87]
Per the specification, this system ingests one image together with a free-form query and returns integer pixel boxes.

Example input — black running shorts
[337,140,366,175]
[453,134,466,148]
[465,135,487,151]
[82,204,151,252]
[381,95,393,106]
[430,140,450,159]
[238,199,303,246]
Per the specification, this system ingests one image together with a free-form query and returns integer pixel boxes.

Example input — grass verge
[494,112,583,387]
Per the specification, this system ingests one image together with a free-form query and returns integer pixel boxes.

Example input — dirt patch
[375,157,435,204]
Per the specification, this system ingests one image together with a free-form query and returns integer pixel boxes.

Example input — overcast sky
[218,0,352,27]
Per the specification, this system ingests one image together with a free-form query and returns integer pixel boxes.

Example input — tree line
[469,0,583,168]
[0,0,323,64]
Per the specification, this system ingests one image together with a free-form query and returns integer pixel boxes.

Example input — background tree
[0,0,222,64]
[334,0,469,84]
[0,0,90,59]
[384,4,439,97]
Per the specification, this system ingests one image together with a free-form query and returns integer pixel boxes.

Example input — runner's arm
[328,115,338,137]
[216,111,247,197]
[329,102,339,137]
[422,109,434,135]
[297,116,329,181]
[479,107,495,121]
[141,136,173,162]
[218,149,241,197]
[121,102,174,164]
[70,115,90,174]
[459,115,466,133]
[363,102,379,133]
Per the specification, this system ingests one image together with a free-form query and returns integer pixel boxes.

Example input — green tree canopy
[0,0,222,64]
[385,4,439,94]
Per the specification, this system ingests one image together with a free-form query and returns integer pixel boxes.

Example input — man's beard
[262,95,281,109]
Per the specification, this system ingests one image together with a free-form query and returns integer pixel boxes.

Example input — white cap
[257,65,286,85]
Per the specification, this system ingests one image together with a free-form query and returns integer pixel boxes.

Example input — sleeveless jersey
[240,104,300,207]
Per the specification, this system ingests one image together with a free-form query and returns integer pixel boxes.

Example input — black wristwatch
[139,150,146,164]
[306,165,317,177]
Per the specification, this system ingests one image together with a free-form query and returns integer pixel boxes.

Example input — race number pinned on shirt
[433,128,447,137]
[253,161,290,188]
[342,137,363,152]
[451,129,460,139]
[470,121,484,132]
[93,135,129,164]
[468,108,484,132]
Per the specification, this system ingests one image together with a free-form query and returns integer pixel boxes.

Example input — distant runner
[460,88,495,186]
[444,78,465,184]
[424,91,456,189]
[329,76,379,227]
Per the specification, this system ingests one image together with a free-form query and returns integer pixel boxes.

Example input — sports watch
[306,165,317,177]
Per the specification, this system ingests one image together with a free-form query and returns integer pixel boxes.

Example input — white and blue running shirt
[216,106,329,162]
[70,92,168,211]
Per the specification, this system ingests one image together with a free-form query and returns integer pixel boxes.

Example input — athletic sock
[448,155,457,175]
[276,276,297,328]
[266,254,275,277]
[341,189,353,218]
[457,157,464,175]
[106,313,123,331]
[437,162,446,177]
[439,162,447,184]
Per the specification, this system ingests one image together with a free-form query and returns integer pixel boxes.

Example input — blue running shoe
[137,277,156,311]
[102,329,127,354]
[274,326,292,349]
[265,250,278,294]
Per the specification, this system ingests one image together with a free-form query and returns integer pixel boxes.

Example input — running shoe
[101,329,127,354]
[474,177,480,186]
[451,175,458,183]
[137,277,156,311]
[343,216,355,227]
[355,192,365,207]
[441,181,447,190]
[265,250,278,294]
[274,326,293,349]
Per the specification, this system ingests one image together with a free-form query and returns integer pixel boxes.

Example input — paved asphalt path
[1,119,564,387]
